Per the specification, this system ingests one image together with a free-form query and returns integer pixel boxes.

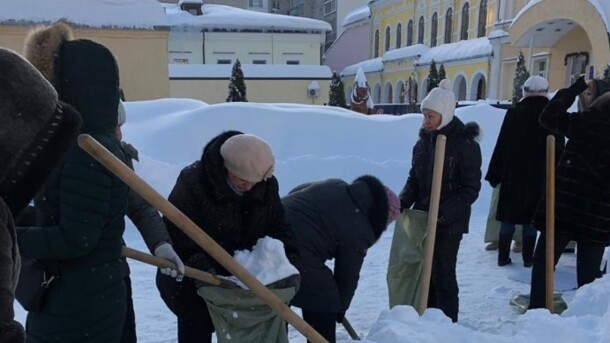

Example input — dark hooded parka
[282,176,390,314]
[157,130,299,334]
[16,23,129,342]
[0,48,82,343]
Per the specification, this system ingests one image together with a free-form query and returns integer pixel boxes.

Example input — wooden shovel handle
[341,317,361,340]
[545,135,555,312]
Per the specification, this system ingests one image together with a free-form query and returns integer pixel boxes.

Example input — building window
[565,53,587,86]
[396,23,402,49]
[249,0,263,7]
[407,20,413,46]
[286,60,300,65]
[173,58,189,64]
[324,0,336,15]
[461,3,469,40]
[533,57,549,79]
[374,29,379,57]
[385,26,391,52]
[418,16,424,44]
[478,0,487,37]
[444,8,453,44]
[253,60,267,64]
[431,12,438,47]
[217,59,232,64]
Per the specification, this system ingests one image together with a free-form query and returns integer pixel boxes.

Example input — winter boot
[498,234,513,266]
[485,241,498,251]
[512,240,523,253]
[522,235,537,268]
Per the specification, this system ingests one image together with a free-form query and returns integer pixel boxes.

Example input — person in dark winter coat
[156,131,299,343]
[116,101,185,343]
[16,22,129,342]
[0,48,82,343]
[400,79,482,322]
[485,76,565,267]
[529,76,610,309]
[283,175,400,343]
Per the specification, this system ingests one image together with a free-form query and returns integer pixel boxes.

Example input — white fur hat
[220,134,275,183]
[117,100,126,126]
[421,79,456,130]
[522,75,549,96]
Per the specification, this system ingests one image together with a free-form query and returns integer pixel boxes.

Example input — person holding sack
[16,22,130,341]
[528,76,610,309]
[0,47,82,343]
[397,79,481,322]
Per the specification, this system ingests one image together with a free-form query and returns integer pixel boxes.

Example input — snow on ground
[14,100,610,342]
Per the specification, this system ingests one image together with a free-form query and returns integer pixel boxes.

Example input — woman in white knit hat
[156,130,300,343]
[398,79,482,322]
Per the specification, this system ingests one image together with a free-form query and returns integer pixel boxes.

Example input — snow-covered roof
[342,5,370,27]
[169,64,332,79]
[382,44,427,62]
[341,57,383,77]
[417,37,492,65]
[0,0,168,29]
[164,4,332,32]
[178,0,203,4]
[513,0,610,33]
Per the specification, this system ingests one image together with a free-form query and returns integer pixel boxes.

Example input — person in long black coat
[485,76,564,267]
[156,130,299,343]
[529,76,610,309]
[400,79,482,322]
[0,47,82,343]
[283,175,400,343]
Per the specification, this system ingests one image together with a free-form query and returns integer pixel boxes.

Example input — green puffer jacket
[17,32,129,342]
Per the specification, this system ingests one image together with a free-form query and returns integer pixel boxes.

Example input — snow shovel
[121,246,239,289]
[78,134,328,343]
[417,135,446,316]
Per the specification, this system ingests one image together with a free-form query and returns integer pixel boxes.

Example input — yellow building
[341,0,610,106]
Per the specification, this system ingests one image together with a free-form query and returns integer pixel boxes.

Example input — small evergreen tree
[603,63,610,81]
[227,59,247,102]
[427,59,440,94]
[438,63,447,82]
[328,71,347,108]
[512,51,530,105]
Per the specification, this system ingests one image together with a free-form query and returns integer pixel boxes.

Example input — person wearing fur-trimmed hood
[16,22,129,342]
[399,79,482,322]
[0,48,82,343]
[282,175,400,343]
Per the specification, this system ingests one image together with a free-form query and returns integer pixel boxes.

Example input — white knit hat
[522,76,549,96]
[117,100,126,126]
[220,134,275,183]
[421,79,456,130]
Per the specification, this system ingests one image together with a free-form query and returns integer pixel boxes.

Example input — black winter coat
[283,176,389,313]
[532,90,610,245]
[157,130,298,332]
[400,117,482,235]
[485,96,564,224]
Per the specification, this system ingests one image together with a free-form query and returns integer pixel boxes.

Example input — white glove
[154,242,185,282]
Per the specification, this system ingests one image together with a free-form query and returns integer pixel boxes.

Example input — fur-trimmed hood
[347,175,390,241]
[23,22,120,133]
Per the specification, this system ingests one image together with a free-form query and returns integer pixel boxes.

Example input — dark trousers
[177,318,212,343]
[122,276,137,343]
[301,310,336,343]
[529,231,605,309]
[427,233,463,323]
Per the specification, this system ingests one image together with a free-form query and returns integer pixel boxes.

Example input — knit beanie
[220,134,275,183]
[522,76,549,97]
[421,79,456,130]
[117,100,126,126]
[385,186,400,225]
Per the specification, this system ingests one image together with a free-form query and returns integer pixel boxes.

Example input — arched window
[460,3,469,40]
[478,0,487,37]
[444,8,453,43]
[431,12,438,47]
[396,23,402,49]
[385,26,391,52]
[374,29,379,57]
[407,20,414,46]
[418,16,425,44]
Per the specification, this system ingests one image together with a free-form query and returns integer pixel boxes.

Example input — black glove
[267,273,301,293]
[567,76,587,97]
[488,181,498,188]
[336,311,345,324]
